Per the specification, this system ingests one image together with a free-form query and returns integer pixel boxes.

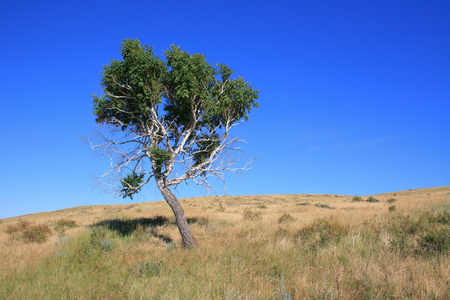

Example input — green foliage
[388,205,397,212]
[191,134,220,167]
[242,208,262,221]
[120,172,145,199]
[92,39,259,194]
[296,202,310,206]
[387,198,397,204]
[22,224,52,244]
[93,39,166,129]
[93,38,259,132]
[149,146,172,174]
[257,204,268,209]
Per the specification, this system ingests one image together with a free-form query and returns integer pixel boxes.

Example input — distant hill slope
[1,186,449,224]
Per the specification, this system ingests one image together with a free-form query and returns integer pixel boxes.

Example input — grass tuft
[315,203,334,209]
[242,208,262,221]
[129,260,164,277]
[278,213,296,224]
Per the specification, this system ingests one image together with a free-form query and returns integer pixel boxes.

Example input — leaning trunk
[156,179,198,248]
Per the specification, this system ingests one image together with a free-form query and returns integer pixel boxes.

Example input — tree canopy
[90,39,259,247]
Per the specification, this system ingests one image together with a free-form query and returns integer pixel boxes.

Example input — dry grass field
[1,186,449,299]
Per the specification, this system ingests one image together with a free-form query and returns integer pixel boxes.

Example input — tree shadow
[91,215,173,244]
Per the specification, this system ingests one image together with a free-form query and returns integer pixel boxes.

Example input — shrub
[5,221,31,240]
[56,218,78,228]
[257,204,268,209]
[278,213,296,224]
[297,217,350,248]
[352,196,363,202]
[54,218,78,235]
[22,224,52,244]
[428,210,450,225]
[296,202,310,206]
[366,197,380,203]
[418,227,450,255]
[388,205,397,212]
[385,210,450,256]
[242,208,261,221]
[314,203,334,209]
[386,198,397,204]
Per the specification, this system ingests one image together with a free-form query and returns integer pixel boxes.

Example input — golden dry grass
[0,186,449,299]
[1,186,448,271]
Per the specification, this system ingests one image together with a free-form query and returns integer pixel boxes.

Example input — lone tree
[89,39,259,247]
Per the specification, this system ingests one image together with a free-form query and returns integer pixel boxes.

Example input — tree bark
[156,178,198,248]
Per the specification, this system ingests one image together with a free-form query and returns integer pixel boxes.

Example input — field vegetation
[1,186,449,299]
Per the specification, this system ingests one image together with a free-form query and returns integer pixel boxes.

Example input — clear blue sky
[1,0,449,219]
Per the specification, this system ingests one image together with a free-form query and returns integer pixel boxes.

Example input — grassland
[1,186,449,299]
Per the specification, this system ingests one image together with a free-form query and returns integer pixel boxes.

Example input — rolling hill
[1,186,449,299]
